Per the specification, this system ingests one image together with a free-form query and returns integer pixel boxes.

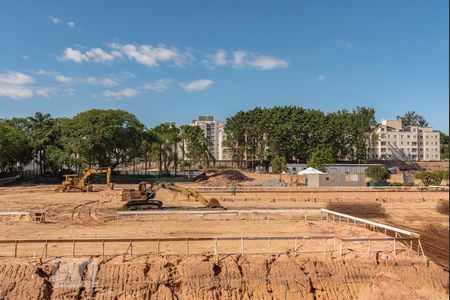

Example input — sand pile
[201,170,254,186]
[0,253,447,299]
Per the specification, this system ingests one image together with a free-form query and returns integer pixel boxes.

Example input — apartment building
[191,116,228,160]
[371,120,440,161]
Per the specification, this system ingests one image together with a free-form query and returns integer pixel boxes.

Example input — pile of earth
[0,253,447,299]
[201,170,254,186]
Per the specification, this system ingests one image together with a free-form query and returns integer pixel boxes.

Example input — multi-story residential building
[191,116,228,160]
[370,120,440,161]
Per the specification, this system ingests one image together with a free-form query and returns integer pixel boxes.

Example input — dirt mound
[436,200,449,215]
[202,170,253,186]
[326,202,387,219]
[0,254,447,299]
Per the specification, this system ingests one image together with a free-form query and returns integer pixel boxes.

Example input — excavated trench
[0,253,448,300]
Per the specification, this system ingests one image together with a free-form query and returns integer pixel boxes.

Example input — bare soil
[0,253,447,300]
[0,172,448,298]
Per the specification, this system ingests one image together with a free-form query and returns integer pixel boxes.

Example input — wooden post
[251,213,254,221]
[72,240,76,257]
[418,239,425,258]
[130,241,133,257]
[393,238,396,254]
[320,211,323,220]
[14,240,17,258]
[44,240,48,258]
[102,240,105,257]
[157,239,160,256]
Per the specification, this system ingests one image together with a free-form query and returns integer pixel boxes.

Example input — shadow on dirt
[326,202,387,218]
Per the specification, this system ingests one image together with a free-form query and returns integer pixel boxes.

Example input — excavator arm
[121,181,223,210]
[149,181,223,209]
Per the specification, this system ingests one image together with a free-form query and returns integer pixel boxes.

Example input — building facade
[191,116,228,160]
[371,120,440,161]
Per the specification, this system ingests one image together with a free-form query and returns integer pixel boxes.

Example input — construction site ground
[0,171,448,299]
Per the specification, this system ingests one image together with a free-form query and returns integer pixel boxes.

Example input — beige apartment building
[191,116,229,160]
[370,120,440,161]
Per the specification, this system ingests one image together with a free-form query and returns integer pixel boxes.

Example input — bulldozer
[121,181,223,210]
[55,167,113,192]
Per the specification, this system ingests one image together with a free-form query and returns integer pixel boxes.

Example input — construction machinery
[55,167,113,192]
[121,181,223,210]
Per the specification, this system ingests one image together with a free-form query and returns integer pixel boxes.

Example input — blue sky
[0,0,448,131]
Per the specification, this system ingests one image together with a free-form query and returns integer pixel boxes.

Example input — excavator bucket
[206,198,224,209]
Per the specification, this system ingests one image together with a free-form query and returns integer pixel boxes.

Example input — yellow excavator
[55,167,113,192]
[121,181,223,210]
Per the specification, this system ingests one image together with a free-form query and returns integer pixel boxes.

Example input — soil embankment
[0,253,447,300]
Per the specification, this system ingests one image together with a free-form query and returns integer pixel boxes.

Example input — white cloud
[57,43,288,70]
[86,48,118,63]
[317,75,326,81]
[50,16,61,24]
[34,87,55,97]
[143,78,173,92]
[0,72,34,85]
[212,49,227,66]
[85,77,118,87]
[229,51,288,70]
[247,55,288,70]
[180,79,213,92]
[55,74,74,84]
[102,88,139,99]
[232,51,246,68]
[0,85,33,100]
[111,43,182,67]
[67,21,75,27]
[59,47,88,63]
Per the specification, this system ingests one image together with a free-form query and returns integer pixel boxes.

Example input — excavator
[121,181,224,210]
[55,167,113,192]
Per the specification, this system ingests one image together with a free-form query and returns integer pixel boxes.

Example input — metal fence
[0,209,424,259]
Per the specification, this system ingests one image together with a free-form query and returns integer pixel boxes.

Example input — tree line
[224,106,378,169]
[0,107,446,175]
[0,109,212,175]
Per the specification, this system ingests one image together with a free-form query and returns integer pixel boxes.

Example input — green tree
[396,111,429,127]
[365,166,390,182]
[152,123,181,174]
[307,147,335,171]
[180,125,214,169]
[270,155,288,180]
[0,121,32,173]
[438,131,449,160]
[414,170,442,186]
[65,109,144,169]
